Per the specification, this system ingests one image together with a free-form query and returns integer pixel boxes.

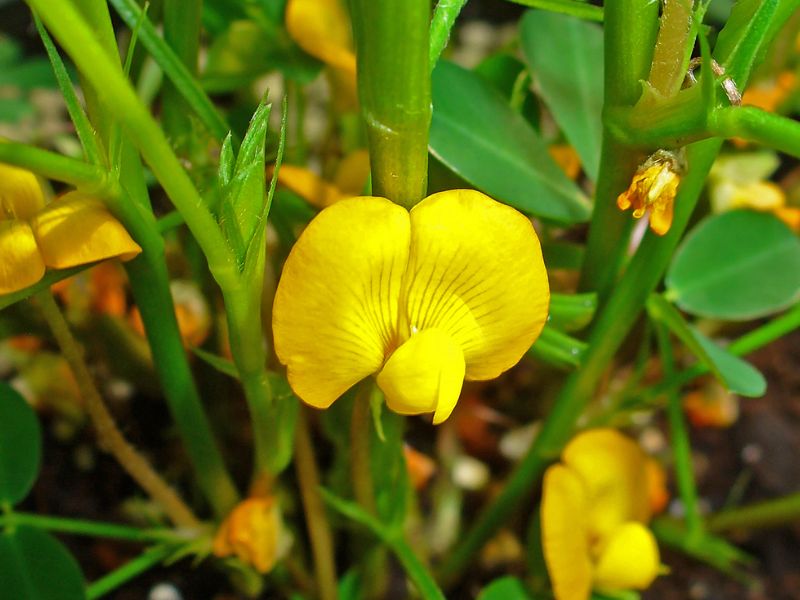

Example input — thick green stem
[349,0,431,207]
[578,0,659,297]
[294,409,339,600]
[710,106,800,159]
[35,291,200,529]
[707,492,800,532]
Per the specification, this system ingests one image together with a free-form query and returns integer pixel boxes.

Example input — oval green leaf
[520,10,604,180]
[430,60,591,224]
[666,210,800,320]
[0,382,42,505]
[0,526,86,600]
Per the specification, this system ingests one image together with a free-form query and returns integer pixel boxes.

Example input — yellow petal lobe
[212,497,282,574]
[0,220,46,294]
[273,197,410,409]
[541,464,593,600]
[376,328,465,424]
[32,193,141,269]
[0,164,45,221]
[561,429,651,539]
[403,190,549,381]
[277,164,346,208]
[286,0,356,75]
[593,522,660,591]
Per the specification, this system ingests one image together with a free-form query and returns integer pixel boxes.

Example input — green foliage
[666,210,800,320]
[430,60,591,224]
[477,576,533,599]
[0,383,42,506]
[0,526,86,600]
[520,10,604,179]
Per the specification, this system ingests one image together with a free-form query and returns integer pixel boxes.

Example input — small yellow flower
[548,144,582,181]
[275,149,370,209]
[0,164,141,295]
[541,429,661,600]
[212,497,288,574]
[683,378,739,428]
[272,190,549,424]
[617,150,683,236]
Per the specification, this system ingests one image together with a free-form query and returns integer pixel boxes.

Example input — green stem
[0,142,109,190]
[429,0,468,70]
[349,0,431,207]
[654,321,704,537]
[646,0,695,98]
[0,512,187,543]
[161,0,202,153]
[35,291,200,529]
[710,106,800,159]
[294,408,339,600]
[30,0,235,279]
[350,385,377,514]
[86,544,176,599]
[577,0,659,297]
[707,492,800,532]
[506,0,603,21]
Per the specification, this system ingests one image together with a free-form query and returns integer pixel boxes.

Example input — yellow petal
[32,193,142,269]
[376,328,465,424]
[0,164,45,221]
[593,522,660,591]
[401,190,549,380]
[333,149,370,196]
[212,497,282,574]
[286,0,356,75]
[0,220,46,294]
[562,429,651,540]
[541,464,593,600]
[277,164,347,208]
[273,196,410,408]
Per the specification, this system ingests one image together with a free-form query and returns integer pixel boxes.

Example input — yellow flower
[272,190,549,424]
[285,0,357,109]
[0,164,141,295]
[275,149,370,209]
[541,429,661,600]
[617,150,683,236]
[212,497,289,574]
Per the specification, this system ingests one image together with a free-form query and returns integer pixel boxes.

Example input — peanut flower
[542,429,661,600]
[0,164,141,295]
[272,190,549,423]
[617,150,683,235]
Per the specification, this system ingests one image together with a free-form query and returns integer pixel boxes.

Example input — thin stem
[0,512,187,543]
[349,0,431,207]
[654,321,704,537]
[710,106,800,159]
[647,0,695,98]
[86,544,176,599]
[35,291,200,529]
[707,492,800,532]
[294,408,339,600]
[350,385,377,515]
[0,142,109,190]
[429,0,468,70]
[506,0,603,21]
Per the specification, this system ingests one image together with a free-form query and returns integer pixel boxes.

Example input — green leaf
[430,60,591,224]
[666,210,800,320]
[477,576,532,600]
[520,10,604,179]
[712,0,779,84]
[690,327,766,397]
[541,240,584,270]
[646,294,766,397]
[506,0,603,22]
[527,323,587,369]
[548,292,597,331]
[0,526,86,600]
[0,383,42,505]
[263,375,300,475]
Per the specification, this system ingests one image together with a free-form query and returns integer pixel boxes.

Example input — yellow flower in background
[0,164,141,295]
[617,150,683,236]
[213,497,289,574]
[275,149,370,209]
[541,429,661,600]
[285,0,357,109]
[272,190,549,424]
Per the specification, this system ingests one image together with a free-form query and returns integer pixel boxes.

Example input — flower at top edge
[541,429,662,600]
[617,150,683,236]
[0,163,141,295]
[272,189,550,424]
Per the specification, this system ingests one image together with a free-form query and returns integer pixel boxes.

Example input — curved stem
[294,408,339,600]
[429,0,468,70]
[710,106,800,159]
[350,385,377,515]
[707,492,800,532]
[35,291,200,529]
